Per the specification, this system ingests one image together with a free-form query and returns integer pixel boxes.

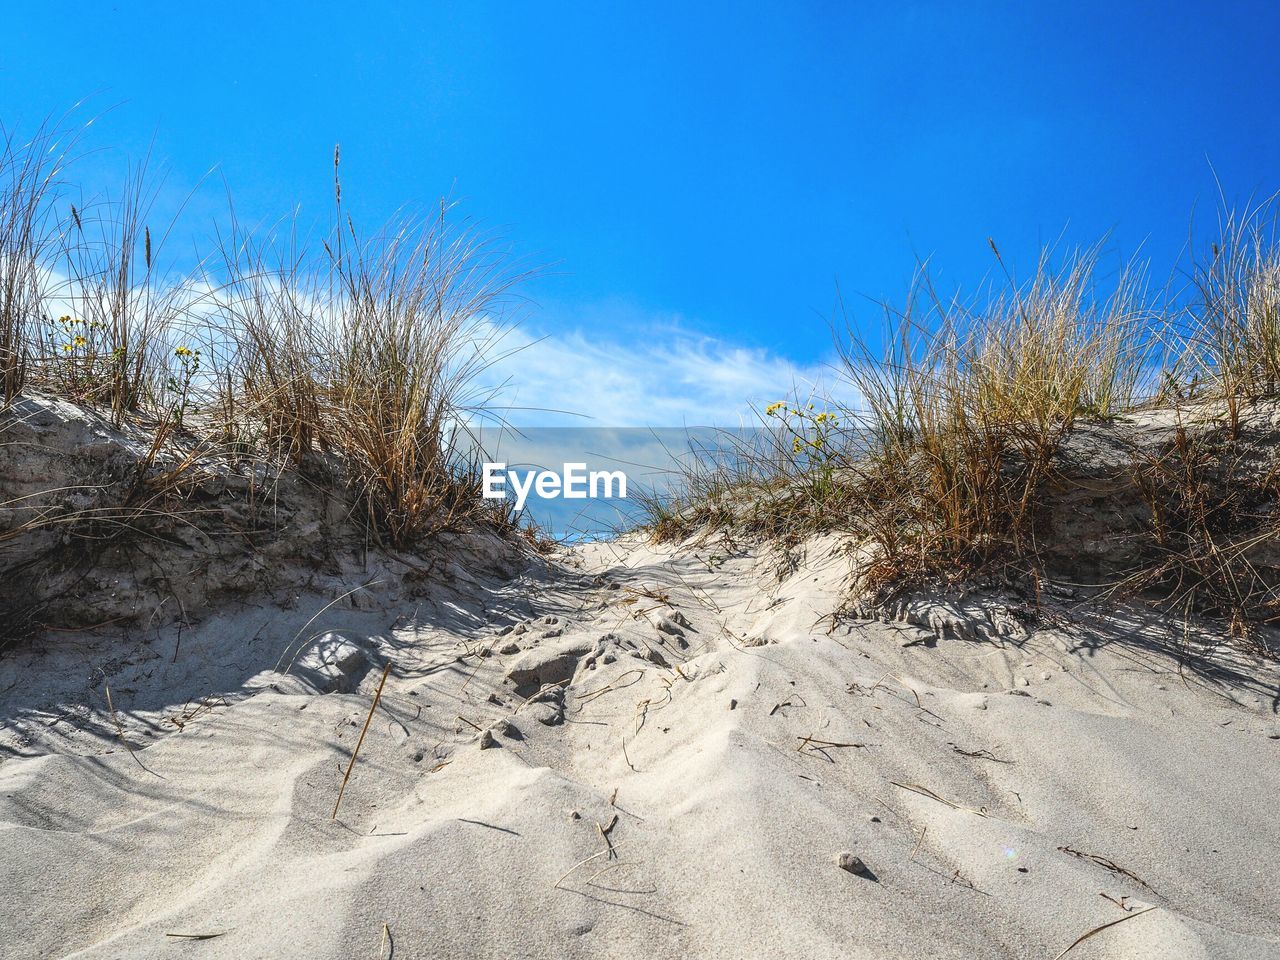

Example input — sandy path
[2,535,1278,958]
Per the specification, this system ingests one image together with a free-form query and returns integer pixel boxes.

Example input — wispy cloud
[477,318,853,427]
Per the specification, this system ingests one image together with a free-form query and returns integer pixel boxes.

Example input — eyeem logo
[482,462,628,512]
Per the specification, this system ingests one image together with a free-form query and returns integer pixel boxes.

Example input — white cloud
[475,319,855,428]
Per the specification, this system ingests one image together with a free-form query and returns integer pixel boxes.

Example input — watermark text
[482,462,627,512]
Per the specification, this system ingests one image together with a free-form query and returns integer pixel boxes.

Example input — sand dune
[3,528,1277,959]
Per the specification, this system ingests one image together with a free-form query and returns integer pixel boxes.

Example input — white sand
[2,532,1279,959]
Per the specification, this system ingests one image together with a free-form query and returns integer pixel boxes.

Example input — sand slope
[2,534,1278,959]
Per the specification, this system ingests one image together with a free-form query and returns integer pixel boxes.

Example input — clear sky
[3,2,1279,424]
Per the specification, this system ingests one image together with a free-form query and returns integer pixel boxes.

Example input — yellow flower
[792,437,803,454]
[73,335,86,347]
[765,401,786,416]
[62,343,73,352]
[175,346,193,357]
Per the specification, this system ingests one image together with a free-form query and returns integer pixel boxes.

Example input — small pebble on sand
[836,852,867,875]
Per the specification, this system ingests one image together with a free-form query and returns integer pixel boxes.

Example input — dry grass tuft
[0,119,71,404]
[208,213,327,461]
[50,157,195,425]
[323,157,523,546]
[1123,418,1280,652]
[1184,195,1280,432]
[836,244,1156,594]
[0,123,534,560]
[639,231,1280,645]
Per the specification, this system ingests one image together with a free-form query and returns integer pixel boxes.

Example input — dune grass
[209,211,326,460]
[646,245,1156,554]
[643,224,1280,643]
[3,115,1279,636]
[51,157,196,425]
[1124,419,1280,648]
[321,156,523,546]
[0,120,71,404]
[1,121,530,551]
[835,244,1158,593]
[1184,196,1280,433]
[630,409,852,544]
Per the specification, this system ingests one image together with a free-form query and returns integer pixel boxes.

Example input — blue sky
[4,2,1279,424]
